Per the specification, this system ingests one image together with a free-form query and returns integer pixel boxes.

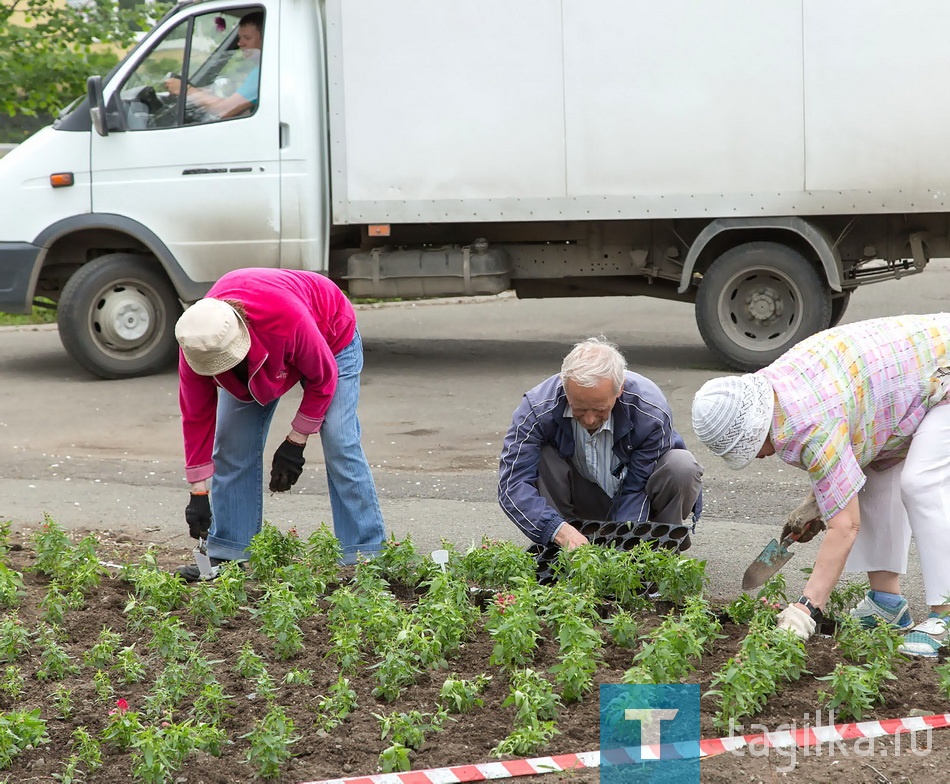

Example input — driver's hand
[165,77,182,96]
[553,521,589,550]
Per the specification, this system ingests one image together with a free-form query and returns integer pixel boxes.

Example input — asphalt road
[3,262,950,613]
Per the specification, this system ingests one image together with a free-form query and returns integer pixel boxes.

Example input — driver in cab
[164,11,263,120]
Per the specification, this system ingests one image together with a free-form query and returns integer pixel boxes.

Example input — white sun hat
[174,298,251,376]
[691,374,775,470]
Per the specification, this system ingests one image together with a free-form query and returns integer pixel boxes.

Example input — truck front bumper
[0,243,41,314]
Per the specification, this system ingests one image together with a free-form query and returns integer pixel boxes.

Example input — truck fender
[677,217,843,294]
[33,213,209,303]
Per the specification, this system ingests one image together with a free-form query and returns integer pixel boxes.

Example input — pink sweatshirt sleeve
[178,352,218,482]
[288,319,339,434]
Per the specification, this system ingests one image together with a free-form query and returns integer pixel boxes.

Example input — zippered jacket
[179,269,356,482]
[498,371,702,544]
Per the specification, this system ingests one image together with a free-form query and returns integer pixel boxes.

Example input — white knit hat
[691,374,774,470]
[175,298,251,376]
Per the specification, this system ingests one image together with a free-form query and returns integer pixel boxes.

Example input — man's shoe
[899,615,948,658]
[175,558,244,583]
[849,591,913,630]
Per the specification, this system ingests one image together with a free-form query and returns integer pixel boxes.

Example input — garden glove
[185,492,212,540]
[781,492,825,543]
[269,438,306,492]
[777,604,816,640]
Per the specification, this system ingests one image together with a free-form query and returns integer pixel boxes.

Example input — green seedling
[31,515,72,577]
[367,534,429,588]
[461,537,538,589]
[147,616,198,661]
[503,668,561,726]
[370,645,422,703]
[490,721,559,758]
[378,742,411,773]
[603,609,639,648]
[113,645,147,685]
[625,596,721,684]
[71,726,102,771]
[283,668,314,686]
[253,583,306,660]
[100,698,143,750]
[189,562,248,628]
[315,675,357,731]
[0,708,49,768]
[51,685,73,719]
[818,660,896,721]
[439,674,491,714]
[0,563,24,609]
[0,614,29,663]
[84,626,123,669]
[248,523,304,584]
[235,642,267,680]
[374,707,447,751]
[93,669,114,703]
[486,588,542,669]
[192,681,233,726]
[36,626,79,682]
[302,524,342,592]
[241,704,299,779]
[706,625,808,732]
[121,550,187,612]
[0,666,23,702]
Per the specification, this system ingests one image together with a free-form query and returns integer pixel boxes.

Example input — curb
[301,712,950,784]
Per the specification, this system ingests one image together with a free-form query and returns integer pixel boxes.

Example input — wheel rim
[715,267,804,352]
[86,279,167,359]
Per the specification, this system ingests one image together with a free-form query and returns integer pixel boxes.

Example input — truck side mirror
[87,76,109,137]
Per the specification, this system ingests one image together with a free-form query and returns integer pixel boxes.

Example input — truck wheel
[58,253,182,379]
[695,241,832,371]
[830,292,851,327]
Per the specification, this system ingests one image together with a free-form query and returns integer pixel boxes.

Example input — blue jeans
[206,330,387,565]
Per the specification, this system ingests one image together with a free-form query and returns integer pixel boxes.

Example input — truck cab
[0,0,325,377]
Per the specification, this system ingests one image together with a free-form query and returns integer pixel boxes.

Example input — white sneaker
[899,616,948,658]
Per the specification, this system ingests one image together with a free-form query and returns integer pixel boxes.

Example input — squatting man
[693,313,950,658]
[498,336,703,550]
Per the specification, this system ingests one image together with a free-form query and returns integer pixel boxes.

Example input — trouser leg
[319,330,387,565]
[844,462,910,576]
[899,404,950,606]
[537,445,612,521]
[644,449,703,524]
[207,390,279,561]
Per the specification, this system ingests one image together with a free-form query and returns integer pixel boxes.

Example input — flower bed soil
[2,526,949,784]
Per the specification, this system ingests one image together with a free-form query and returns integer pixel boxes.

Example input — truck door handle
[182,167,254,175]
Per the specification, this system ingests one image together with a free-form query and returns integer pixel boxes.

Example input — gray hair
[559,336,627,391]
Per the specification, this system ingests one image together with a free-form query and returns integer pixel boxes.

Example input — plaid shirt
[759,314,950,520]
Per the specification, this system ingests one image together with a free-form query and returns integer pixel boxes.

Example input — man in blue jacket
[498,336,703,549]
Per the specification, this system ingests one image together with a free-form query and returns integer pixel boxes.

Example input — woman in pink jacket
[173,268,386,579]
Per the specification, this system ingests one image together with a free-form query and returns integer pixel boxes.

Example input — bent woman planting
[692,314,950,657]
[173,269,386,579]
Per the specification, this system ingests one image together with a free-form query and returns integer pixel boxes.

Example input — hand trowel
[741,520,816,591]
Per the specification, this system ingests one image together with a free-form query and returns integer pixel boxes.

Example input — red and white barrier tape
[301,712,950,784]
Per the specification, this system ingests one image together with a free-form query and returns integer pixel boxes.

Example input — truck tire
[695,242,832,371]
[57,253,182,379]
[830,292,851,328]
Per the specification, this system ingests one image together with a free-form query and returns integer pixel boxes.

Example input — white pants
[845,403,950,605]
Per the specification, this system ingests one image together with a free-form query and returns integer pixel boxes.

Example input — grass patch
[0,301,57,327]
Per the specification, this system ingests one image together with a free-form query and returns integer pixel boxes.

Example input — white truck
[1,0,947,378]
